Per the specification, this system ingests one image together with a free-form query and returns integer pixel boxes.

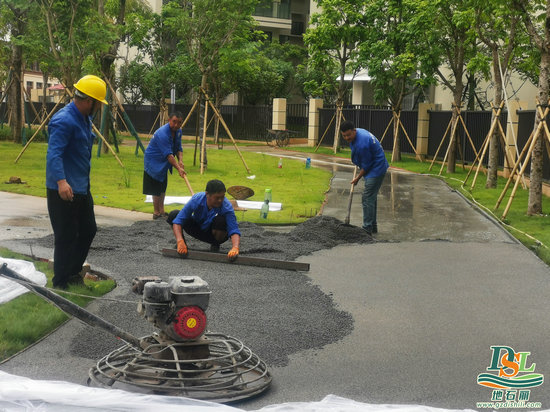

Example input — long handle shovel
[183,174,195,195]
[344,167,358,225]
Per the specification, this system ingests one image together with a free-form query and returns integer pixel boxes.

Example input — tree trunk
[486,48,503,189]
[391,109,401,162]
[8,19,24,143]
[527,50,550,215]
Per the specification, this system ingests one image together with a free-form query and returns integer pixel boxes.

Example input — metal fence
[318,106,417,154]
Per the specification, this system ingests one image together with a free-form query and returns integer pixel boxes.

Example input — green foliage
[303,0,367,101]
[359,0,441,108]
[120,4,199,105]
[34,0,118,85]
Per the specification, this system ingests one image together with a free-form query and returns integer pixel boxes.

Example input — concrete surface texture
[1,155,549,411]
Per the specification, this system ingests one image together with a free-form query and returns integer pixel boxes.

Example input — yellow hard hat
[74,75,108,104]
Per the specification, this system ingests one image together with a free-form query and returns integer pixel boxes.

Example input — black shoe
[363,226,373,236]
[53,283,68,290]
[210,244,220,252]
[68,275,85,286]
[372,224,378,234]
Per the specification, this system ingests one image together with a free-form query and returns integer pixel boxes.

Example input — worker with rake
[167,179,241,261]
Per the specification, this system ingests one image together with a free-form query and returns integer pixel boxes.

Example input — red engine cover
[173,306,207,340]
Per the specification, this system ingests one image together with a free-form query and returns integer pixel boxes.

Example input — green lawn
[0,141,331,224]
[0,247,116,361]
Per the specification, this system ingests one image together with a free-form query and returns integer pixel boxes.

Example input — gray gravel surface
[29,216,372,367]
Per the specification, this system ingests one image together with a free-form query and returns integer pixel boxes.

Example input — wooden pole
[314,110,336,152]
[501,125,541,219]
[200,93,209,174]
[378,115,394,145]
[467,103,504,188]
[458,113,479,159]
[494,129,535,210]
[183,174,194,195]
[438,114,459,176]
[180,99,198,130]
[397,114,420,158]
[429,115,453,171]
[345,167,358,225]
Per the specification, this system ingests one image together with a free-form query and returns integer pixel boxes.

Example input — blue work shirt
[350,128,389,179]
[46,102,94,194]
[172,192,241,237]
[144,123,183,182]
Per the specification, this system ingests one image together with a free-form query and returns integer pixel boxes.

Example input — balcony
[254,0,291,19]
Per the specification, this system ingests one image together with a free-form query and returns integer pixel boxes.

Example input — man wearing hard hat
[46,74,108,290]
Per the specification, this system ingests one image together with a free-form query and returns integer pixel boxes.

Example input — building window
[37,82,43,89]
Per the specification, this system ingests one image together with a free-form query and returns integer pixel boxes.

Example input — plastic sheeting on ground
[0,371,481,412]
[145,195,282,211]
[0,258,47,304]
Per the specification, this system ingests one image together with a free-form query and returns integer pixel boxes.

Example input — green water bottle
[260,199,269,219]
[264,188,272,202]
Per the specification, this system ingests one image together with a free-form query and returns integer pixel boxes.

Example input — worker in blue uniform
[340,120,389,235]
[46,75,108,289]
[167,180,241,261]
[143,112,186,219]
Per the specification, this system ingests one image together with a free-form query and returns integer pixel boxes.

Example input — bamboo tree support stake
[457,113,480,160]
[500,125,543,219]
[429,115,453,171]
[495,102,550,212]
[202,88,251,174]
[495,102,550,210]
[438,114,460,176]
[200,93,209,175]
[181,99,198,130]
[467,102,504,188]
[14,91,69,163]
[494,129,535,210]
[147,111,161,138]
[396,113,421,159]
[378,115,394,145]
[314,111,336,152]
[495,113,524,189]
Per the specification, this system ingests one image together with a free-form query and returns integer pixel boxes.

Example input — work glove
[227,247,239,261]
[177,239,188,255]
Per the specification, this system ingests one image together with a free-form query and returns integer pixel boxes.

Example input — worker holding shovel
[340,121,389,235]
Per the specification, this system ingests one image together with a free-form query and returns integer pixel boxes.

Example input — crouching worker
[167,179,240,261]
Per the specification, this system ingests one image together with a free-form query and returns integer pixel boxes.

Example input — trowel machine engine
[135,275,210,342]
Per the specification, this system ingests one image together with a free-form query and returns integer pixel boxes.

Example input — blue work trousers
[361,173,386,231]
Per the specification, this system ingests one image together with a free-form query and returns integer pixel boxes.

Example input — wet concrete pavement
[1,150,550,411]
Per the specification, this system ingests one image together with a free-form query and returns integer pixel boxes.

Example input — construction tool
[162,248,310,271]
[344,167,358,225]
[0,263,271,402]
[183,173,194,195]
